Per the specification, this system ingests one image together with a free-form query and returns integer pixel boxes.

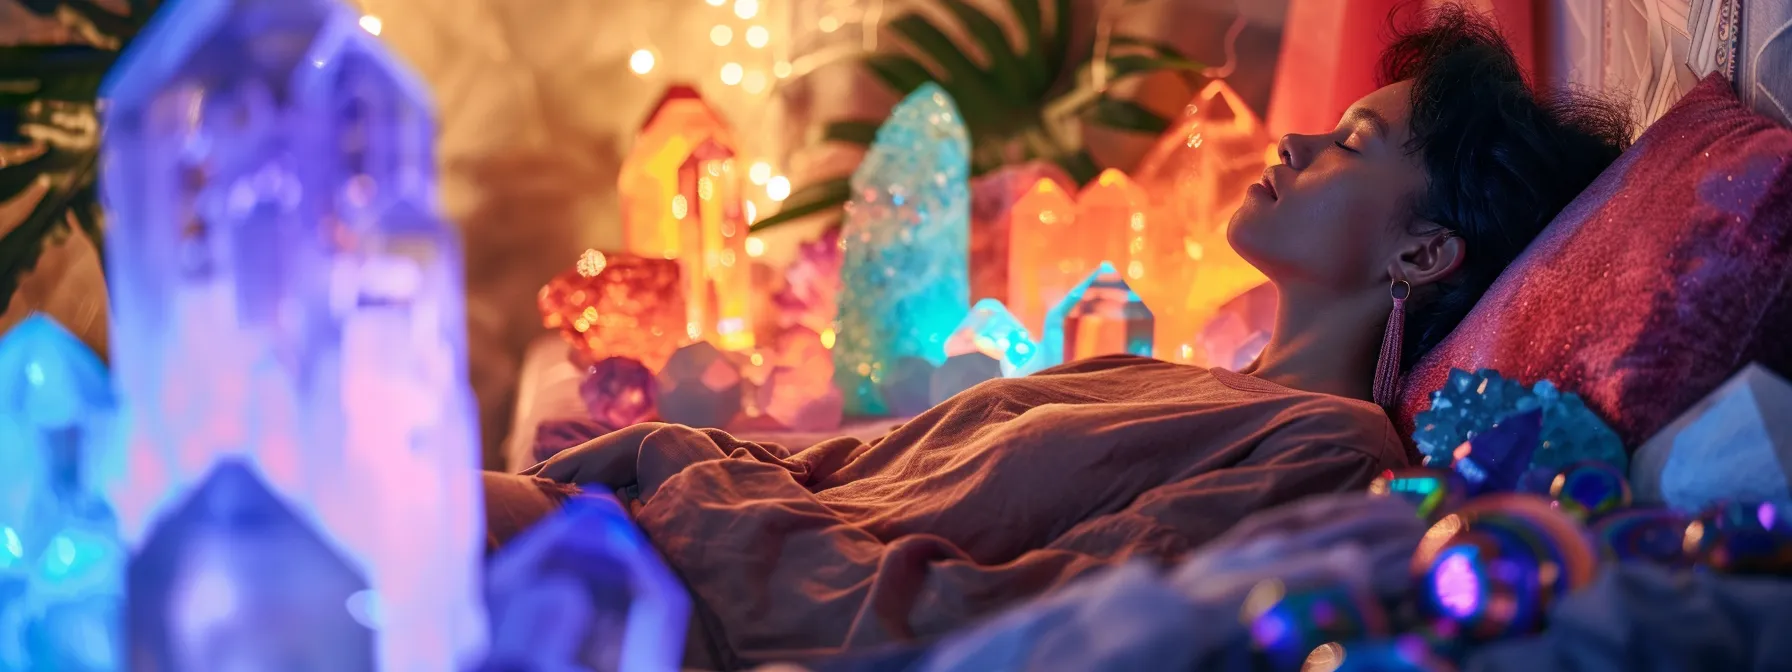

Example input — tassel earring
[1372,278,1410,408]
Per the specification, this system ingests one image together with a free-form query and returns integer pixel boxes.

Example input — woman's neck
[1243,284,1387,401]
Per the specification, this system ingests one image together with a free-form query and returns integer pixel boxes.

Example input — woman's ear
[1396,228,1465,287]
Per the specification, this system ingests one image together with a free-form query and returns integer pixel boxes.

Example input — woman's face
[1229,81,1431,294]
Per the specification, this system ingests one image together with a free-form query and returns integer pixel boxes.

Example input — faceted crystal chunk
[1449,409,1543,496]
[540,250,689,371]
[1134,81,1274,361]
[677,139,754,351]
[757,366,844,432]
[944,299,1037,377]
[1034,262,1154,371]
[484,494,689,672]
[655,342,743,428]
[834,83,971,415]
[579,358,658,429]
[930,353,1001,405]
[1074,170,1147,291]
[1634,364,1792,512]
[620,85,739,260]
[0,314,125,671]
[1198,281,1276,370]
[1006,179,1084,338]
[102,5,486,666]
[128,461,375,671]
[969,162,1073,304]
[877,357,938,417]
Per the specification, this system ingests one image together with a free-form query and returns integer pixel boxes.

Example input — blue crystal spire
[946,298,1037,377]
[485,495,690,672]
[0,314,125,671]
[833,83,971,414]
[1028,262,1154,372]
[100,1,486,667]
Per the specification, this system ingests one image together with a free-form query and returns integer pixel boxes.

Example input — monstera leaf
[752,0,1202,231]
[0,0,160,304]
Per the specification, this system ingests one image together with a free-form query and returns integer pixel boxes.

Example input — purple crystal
[128,461,375,671]
[1450,409,1544,495]
[101,3,486,666]
[580,358,657,429]
[484,494,689,671]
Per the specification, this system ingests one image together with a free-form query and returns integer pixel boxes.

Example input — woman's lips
[1248,169,1278,201]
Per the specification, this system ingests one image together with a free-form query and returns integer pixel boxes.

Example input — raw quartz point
[655,342,743,428]
[1006,179,1082,338]
[100,2,486,667]
[1134,81,1273,362]
[620,85,738,261]
[539,250,688,371]
[1198,282,1276,370]
[969,161,1074,304]
[930,353,1002,405]
[484,494,690,672]
[1032,262,1154,372]
[128,461,375,672]
[834,83,971,415]
[677,139,754,351]
[1634,364,1792,511]
[945,298,1037,377]
[0,315,125,671]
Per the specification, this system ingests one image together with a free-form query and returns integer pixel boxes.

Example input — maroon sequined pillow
[1398,75,1792,449]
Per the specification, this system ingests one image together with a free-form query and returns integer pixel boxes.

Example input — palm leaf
[1085,97,1170,134]
[1101,53,1205,81]
[750,176,854,231]
[936,0,1029,101]
[1005,0,1050,94]
[819,119,881,146]
[886,14,1005,128]
[862,53,935,96]
[1045,0,1074,78]
[0,153,93,306]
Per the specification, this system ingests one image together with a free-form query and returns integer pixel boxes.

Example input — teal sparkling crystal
[1028,262,1153,373]
[945,299,1037,377]
[0,315,125,671]
[833,83,971,414]
[1412,369,1626,475]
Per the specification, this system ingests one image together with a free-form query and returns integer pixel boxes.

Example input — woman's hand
[520,422,666,487]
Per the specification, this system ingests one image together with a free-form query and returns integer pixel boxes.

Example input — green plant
[0,0,159,303]
[751,0,1202,231]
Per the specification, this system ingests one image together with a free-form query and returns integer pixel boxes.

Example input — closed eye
[1334,141,1358,154]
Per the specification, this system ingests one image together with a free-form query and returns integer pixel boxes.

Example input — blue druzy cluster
[1413,369,1627,473]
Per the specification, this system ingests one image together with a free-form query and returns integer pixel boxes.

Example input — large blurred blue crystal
[1412,369,1626,474]
[833,83,971,414]
[0,315,125,671]
[101,1,486,666]
[1633,364,1792,512]
[484,494,690,672]
[127,461,376,671]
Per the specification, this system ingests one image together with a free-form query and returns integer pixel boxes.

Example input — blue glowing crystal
[833,83,971,414]
[1030,262,1154,372]
[0,314,125,671]
[1451,409,1543,496]
[945,299,1037,377]
[485,494,690,672]
[1412,369,1626,475]
[102,2,486,666]
[127,461,376,671]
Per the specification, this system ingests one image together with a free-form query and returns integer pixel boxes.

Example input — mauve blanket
[526,355,1410,667]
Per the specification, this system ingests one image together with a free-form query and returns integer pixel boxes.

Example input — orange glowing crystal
[621,86,738,257]
[678,139,754,351]
[538,249,688,371]
[1006,179,1083,338]
[1134,80,1275,362]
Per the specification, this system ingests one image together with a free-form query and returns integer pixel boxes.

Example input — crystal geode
[1413,369,1627,473]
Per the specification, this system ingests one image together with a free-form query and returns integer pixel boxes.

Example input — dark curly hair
[1380,4,1633,370]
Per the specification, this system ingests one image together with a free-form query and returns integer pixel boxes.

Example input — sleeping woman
[484,5,1631,668]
